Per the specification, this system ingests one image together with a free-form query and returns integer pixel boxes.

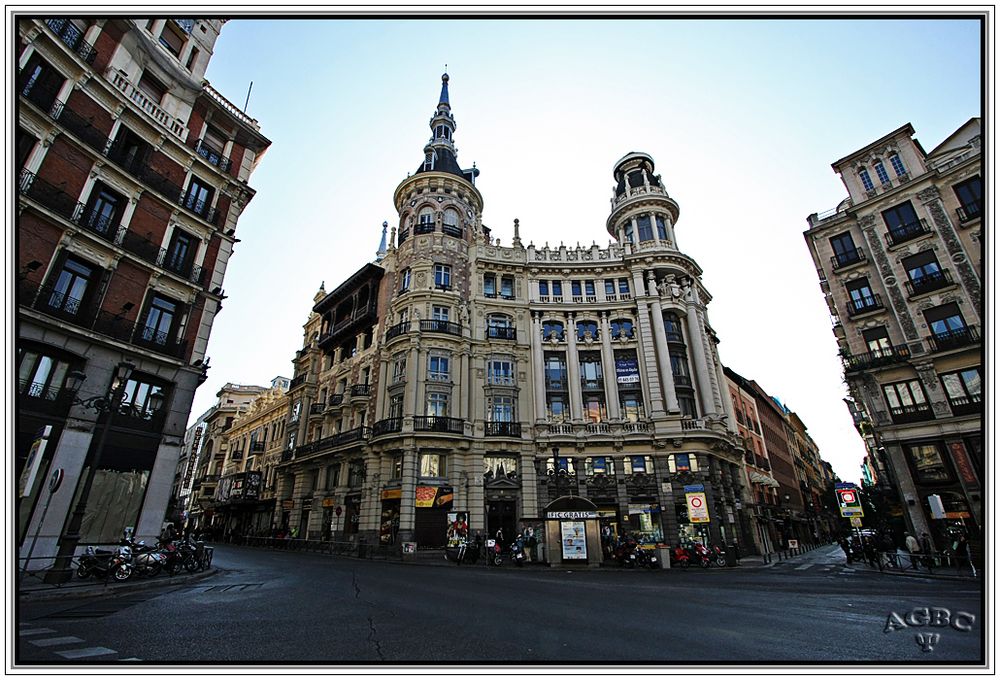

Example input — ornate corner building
[16,18,270,563]
[275,74,757,558]
[804,119,982,552]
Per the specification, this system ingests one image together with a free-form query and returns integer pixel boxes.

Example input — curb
[17,567,220,602]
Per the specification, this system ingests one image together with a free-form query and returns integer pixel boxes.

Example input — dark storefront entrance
[487,500,517,544]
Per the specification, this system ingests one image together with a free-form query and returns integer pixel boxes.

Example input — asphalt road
[16,543,984,666]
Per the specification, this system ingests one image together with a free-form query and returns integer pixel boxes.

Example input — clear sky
[191,16,982,483]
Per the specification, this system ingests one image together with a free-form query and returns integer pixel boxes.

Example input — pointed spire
[438,72,450,108]
[376,221,388,262]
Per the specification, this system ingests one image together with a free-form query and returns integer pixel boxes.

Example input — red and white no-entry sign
[841,491,855,504]
[690,496,703,508]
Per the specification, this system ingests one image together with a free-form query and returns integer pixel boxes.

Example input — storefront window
[623,455,654,474]
[667,453,699,473]
[585,456,616,476]
[907,443,952,483]
[545,457,576,475]
[626,504,663,545]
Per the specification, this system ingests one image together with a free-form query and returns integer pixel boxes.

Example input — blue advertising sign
[684,484,705,493]
[615,357,640,384]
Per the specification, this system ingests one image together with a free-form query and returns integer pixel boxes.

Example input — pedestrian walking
[905,532,920,569]
[920,532,933,568]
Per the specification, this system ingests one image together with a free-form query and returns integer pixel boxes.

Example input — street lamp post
[44,361,164,583]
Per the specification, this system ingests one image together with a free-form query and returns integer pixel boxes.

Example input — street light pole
[44,361,137,583]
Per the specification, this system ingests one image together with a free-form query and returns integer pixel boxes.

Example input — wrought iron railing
[846,294,884,317]
[372,418,403,436]
[904,269,953,297]
[843,344,911,372]
[831,247,866,270]
[956,202,981,223]
[926,325,979,353]
[484,422,521,437]
[385,321,410,341]
[194,139,233,173]
[487,326,516,341]
[884,219,931,247]
[419,320,462,336]
[350,384,371,397]
[45,19,98,64]
[413,416,464,434]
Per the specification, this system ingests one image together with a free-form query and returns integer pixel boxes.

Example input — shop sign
[282,499,295,510]
[948,442,979,486]
[415,486,454,508]
[243,471,262,500]
[627,504,659,515]
[18,425,52,498]
[560,520,588,560]
[381,488,402,501]
[615,357,640,384]
[686,492,710,523]
[675,453,691,473]
[684,484,704,493]
[322,498,336,508]
[945,511,972,519]
[547,510,597,519]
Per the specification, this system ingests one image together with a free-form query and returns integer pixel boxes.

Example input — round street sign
[48,468,64,494]
[690,497,703,508]
[841,491,855,504]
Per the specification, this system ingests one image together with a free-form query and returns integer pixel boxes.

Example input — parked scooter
[670,545,692,568]
[711,544,728,567]
[510,536,526,567]
[633,544,660,569]
[487,539,503,567]
[691,542,712,568]
[76,543,133,582]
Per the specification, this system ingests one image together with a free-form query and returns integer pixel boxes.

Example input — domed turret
[606,151,679,250]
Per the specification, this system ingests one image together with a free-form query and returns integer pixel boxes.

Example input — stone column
[698,308,725,415]
[647,273,680,414]
[565,315,583,422]
[458,350,470,421]
[598,313,621,420]
[403,344,419,422]
[374,358,389,421]
[397,447,418,541]
[633,299,667,418]
[650,213,662,248]
[664,213,677,247]
[530,313,546,421]
[685,295,716,418]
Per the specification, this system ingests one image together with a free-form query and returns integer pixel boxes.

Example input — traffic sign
[836,485,864,518]
[850,517,863,527]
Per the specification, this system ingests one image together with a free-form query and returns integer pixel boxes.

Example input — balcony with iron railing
[413,416,464,434]
[904,269,954,297]
[842,344,911,372]
[926,325,979,353]
[419,319,462,336]
[888,404,935,425]
[194,139,233,174]
[884,219,932,248]
[485,422,522,438]
[956,202,982,224]
[250,441,266,453]
[831,247,867,271]
[309,403,325,415]
[372,417,403,437]
[487,326,517,341]
[414,222,436,235]
[442,224,463,238]
[45,19,98,64]
[385,321,411,341]
[846,294,884,318]
[948,394,982,417]
[350,384,371,398]
[327,394,344,407]
[289,375,306,389]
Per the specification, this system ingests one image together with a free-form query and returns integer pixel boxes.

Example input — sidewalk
[17,567,218,602]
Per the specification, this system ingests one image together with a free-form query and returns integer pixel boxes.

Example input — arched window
[542,320,564,341]
[487,314,515,340]
[576,320,599,341]
[416,207,435,233]
[442,208,462,237]
[611,319,634,339]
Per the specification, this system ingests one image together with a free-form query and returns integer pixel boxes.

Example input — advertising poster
[560,520,588,560]
[446,511,469,547]
[685,492,710,523]
[615,357,640,384]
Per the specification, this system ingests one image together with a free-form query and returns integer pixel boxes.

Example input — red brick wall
[91,21,124,75]
[65,90,114,136]
[128,194,171,245]
[18,213,64,285]
[187,103,207,149]
[36,137,92,200]
[200,235,223,284]
[99,259,149,323]
[181,300,205,356]
[214,194,231,225]
[228,143,245,176]
[146,150,186,188]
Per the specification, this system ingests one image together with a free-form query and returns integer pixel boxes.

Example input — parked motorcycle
[76,543,133,582]
[487,539,503,567]
[711,544,728,567]
[510,537,526,567]
[634,545,660,569]
[691,542,712,568]
[670,545,691,568]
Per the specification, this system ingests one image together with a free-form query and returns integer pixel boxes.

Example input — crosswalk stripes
[17,624,140,662]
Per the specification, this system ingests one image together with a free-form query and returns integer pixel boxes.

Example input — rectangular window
[874,161,890,185]
[388,394,404,420]
[623,456,653,474]
[500,276,514,299]
[138,71,168,103]
[551,280,563,297]
[391,353,407,383]
[165,229,196,275]
[48,257,95,317]
[327,464,341,488]
[544,354,567,390]
[829,231,860,267]
[906,443,951,483]
[954,176,982,219]
[18,351,71,400]
[83,183,125,235]
[862,327,892,354]
[637,215,653,241]
[158,21,186,56]
[183,175,213,216]
[618,278,630,295]
[390,455,403,480]
[487,358,514,385]
[571,280,582,297]
[434,264,451,289]
[17,128,38,170]
[605,280,616,296]
[426,392,449,417]
[140,295,178,345]
[432,305,449,322]
[940,367,981,413]
[881,201,920,235]
[584,280,595,297]
[845,278,878,313]
[619,394,644,422]
[483,273,496,297]
[427,354,450,382]
[546,394,566,422]
[538,280,549,297]
[889,153,906,177]
[924,303,966,337]
[489,395,515,423]
[656,215,668,240]
[400,268,411,292]
[882,379,929,415]
[580,355,603,389]
[420,454,445,478]
[19,55,65,111]
[583,395,606,422]
[120,376,168,420]
[586,456,615,476]
[348,460,364,487]
[859,169,874,191]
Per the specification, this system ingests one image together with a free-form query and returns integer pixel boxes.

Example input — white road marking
[19,628,56,636]
[795,563,813,570]
[55,647,118,659]
[29,636,84,647]
[119,657,143,661]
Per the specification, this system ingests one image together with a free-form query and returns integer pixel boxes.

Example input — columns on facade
[458,350,470,421]
[374,357,389,421]
[530,313,546,421]
[684,290,717,418]
[565,314,583,422]
[598,313,621,420]
[631,270,666,419]
[403,343,419,420]
[397,447,417,540]
[646,272,681,414]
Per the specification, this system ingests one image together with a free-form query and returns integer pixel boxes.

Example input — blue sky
[192,17,982,482]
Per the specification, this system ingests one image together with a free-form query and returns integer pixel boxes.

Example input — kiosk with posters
[543,496,602,568]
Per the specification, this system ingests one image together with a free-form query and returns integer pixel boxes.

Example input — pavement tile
[28,636,84,647]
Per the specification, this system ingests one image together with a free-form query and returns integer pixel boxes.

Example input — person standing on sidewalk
[905,532,920,569]
[920,532,933,568]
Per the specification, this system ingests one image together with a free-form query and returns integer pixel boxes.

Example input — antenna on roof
[244,81,253,112]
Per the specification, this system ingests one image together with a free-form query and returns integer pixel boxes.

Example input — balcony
[419,319,462,336]
[413,416,464,434]
[51,102,110,155]
[385,321,410,341]
[280,450,294,462]
[250,441,265,453]
[831,247,867,271]
[309,403,324,415]
[956,202,981,224]
[926,325,979,353]
[372,417,403,436]
[843,344,911,372]
[888,404,935,425]
[485,422,521,437]
[327,394,344,407]
[350,384,371,397]
[194,139,233,174]
[45,19,98,64]
[846,294,884,318]
[487,326,516,341]
[884,219,932,248]
[948,394,982,417]
[108,68,188,141]
[295,427,370,457]
[672,374,692,388]
[581,378,604,391]
[442,224,463,238]
[289,375,306,389]
[414,222,435,235]
[904,269,954,297]
[19,170,78,222]
[544,377,567,391]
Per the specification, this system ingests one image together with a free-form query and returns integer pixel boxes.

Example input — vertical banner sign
[686,492,710,523]
[19,425,52,498]
[948,442,979,486]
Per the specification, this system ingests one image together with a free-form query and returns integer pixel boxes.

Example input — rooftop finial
[439,71,450,107]
[376,221,388,262]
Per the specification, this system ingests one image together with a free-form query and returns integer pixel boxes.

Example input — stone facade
[804,119,982,553]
